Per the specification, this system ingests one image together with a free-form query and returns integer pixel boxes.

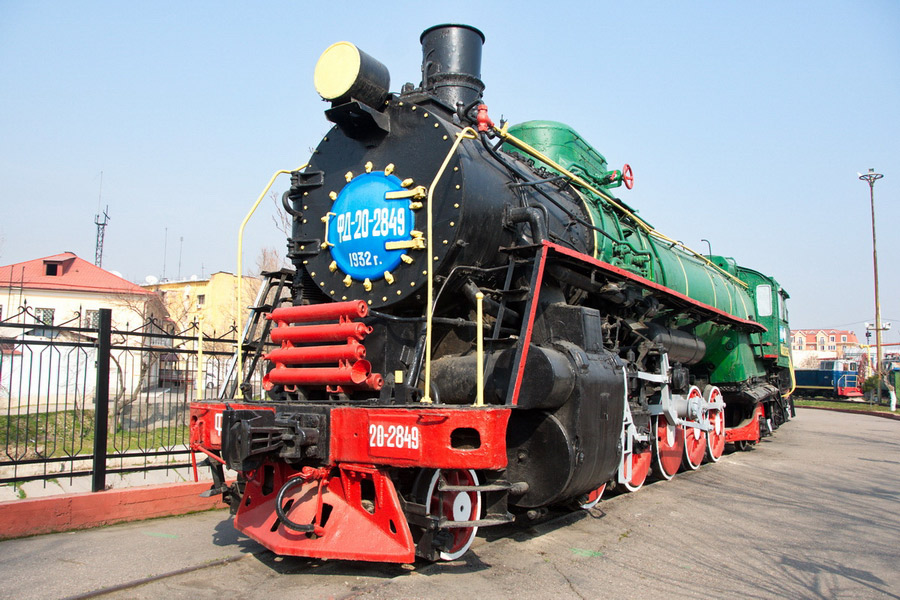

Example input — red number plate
[367,415,423,460]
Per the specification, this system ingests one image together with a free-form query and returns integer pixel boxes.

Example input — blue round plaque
[328,172,414,280]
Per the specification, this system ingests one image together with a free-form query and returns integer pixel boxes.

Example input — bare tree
[96,289,172,428]
[247,191,293,275]
[799,355,823,369]
[270,190,293,238]
[254,246,286,275]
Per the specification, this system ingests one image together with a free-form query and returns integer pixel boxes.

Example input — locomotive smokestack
[420,24,485,110]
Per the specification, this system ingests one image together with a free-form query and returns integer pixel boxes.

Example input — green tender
[505,120,773,383]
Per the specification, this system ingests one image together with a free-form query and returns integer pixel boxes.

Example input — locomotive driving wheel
[704,386,726,462]
[579,483,607,509]
[682,387,707,470]
[683,424,706,470]
[652,414,684,480]
[621,444,652,492]
[414,468,482,561]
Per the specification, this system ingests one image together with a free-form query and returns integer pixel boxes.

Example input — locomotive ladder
[491,256,519,340]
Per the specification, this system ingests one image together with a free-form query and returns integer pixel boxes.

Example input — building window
[85,310,101,328]
[197,294,206,307]
[829,335,835,342]
[828,345,836,351]
[841,335,847,342]
[44,262,59,276]
[34,308,55,325]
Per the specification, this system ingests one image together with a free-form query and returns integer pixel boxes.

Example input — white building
[0,252,171,410]
[0,252,168,329]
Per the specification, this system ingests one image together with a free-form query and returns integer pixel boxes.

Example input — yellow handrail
[235,165,308,399]
[422,127,478,404]
[785,352,796,398]
[475,291,484,407]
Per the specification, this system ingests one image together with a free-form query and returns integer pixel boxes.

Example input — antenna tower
[94,173,110,267]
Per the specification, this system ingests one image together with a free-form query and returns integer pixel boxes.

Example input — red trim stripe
[510,247,549,405]
[543,241,766,332]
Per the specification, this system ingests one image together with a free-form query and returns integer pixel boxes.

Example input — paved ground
[2,407,898,600]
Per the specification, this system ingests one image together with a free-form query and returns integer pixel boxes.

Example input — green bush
[862,375,882,394]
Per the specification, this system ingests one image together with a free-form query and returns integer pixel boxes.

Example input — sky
[1,1,898,345]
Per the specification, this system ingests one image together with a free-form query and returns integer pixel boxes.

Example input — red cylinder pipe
[268,300,368,324]
[363,372,384,391]
[342,372,385,391]
[263,360,371,389]
[265,341,366,365]
[271,322,373,344]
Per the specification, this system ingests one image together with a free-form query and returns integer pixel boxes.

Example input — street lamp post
[858,168,893,410]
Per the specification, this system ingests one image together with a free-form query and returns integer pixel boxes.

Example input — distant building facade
[0,252,171,408]
[143,272,261,338]
[790,329,861,367]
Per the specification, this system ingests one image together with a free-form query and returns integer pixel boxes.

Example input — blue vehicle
[794,359,862,398]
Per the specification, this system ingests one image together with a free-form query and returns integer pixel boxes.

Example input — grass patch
[794,398,896,413]
[108,424,190,453]
[0,482,28,499]
[1,409,189,459]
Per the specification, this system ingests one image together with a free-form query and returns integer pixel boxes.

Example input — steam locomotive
[189,24,795,563]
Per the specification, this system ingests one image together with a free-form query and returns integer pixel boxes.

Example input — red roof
[0,252,151,295]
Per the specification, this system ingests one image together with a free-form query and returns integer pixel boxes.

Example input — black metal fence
[1,307,246,491]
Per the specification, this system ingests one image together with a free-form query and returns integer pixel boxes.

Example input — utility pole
[163,227,168,281]
[859,168,894,411]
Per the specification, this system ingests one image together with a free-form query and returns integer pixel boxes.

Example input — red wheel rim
[683,424,706,470]
[622,448,652,492]
[705,387,726,462]
[683,388,706,470]
[654,415,684,479]
[426,469,481,560]
[580,483,606,509]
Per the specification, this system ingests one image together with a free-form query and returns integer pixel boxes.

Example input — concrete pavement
[1,408,897,599]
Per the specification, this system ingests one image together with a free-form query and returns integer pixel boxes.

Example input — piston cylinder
[646,323,707,364]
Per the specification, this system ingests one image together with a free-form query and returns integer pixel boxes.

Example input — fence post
[92,308,112,492]
[197,315,204,401]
